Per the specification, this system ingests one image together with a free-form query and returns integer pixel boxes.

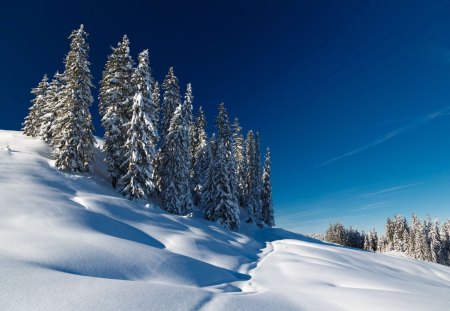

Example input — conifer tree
[23,75,49,137]
[191,106,208,206]
[205,104,240,230]
[232,118,247,208]
[205,137,240,230]
[429,219,443,264]
[254,132,263,224]
[151,81,160,134]
[40,71,64,143]
[245,130,262,223]
[201,134,216,209]
[160,67,181,143]
[261,148,275,227]
[120,50,157,200]
[51,25,95,173]
[393,214,409,252]
[441,220,450,265]
[99,35,135,187]
[158,99,192,215]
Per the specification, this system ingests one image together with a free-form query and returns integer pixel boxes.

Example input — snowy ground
[0,130,449,310]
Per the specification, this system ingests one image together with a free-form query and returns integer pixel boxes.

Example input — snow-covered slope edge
[0,130,449,311]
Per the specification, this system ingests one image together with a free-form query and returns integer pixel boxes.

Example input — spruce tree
[245,130,262,223]
[232,117,247,208]
[160,67,181,143]
[201,135,217,209]
[99,35,135,187]
[40,71,64,143]
[205,104,240,230]
[158,100,192,215]
[191,106,208,206]
[155,67,182,193]
[23,75,49,137]
[151,81,161,135]
[261,148,275,227]
[120,50,157,200]
[254,132,263,224]
[51,25,95,173]
[205,138,240,230]
[429,219,443,264]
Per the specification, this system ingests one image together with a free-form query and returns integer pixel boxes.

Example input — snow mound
[0,130,449,310]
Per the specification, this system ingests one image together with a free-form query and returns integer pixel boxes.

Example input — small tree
[261,148,275,227]
[23,75,49,137]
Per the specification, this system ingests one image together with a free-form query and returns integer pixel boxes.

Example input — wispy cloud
[314,106,450,168]
[362,181,430,197]
[351,201,392,212]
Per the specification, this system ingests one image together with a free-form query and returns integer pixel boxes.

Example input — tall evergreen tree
[232,117,247,208]
[201,134,217,209]
[158,100,192,215]
[160,67,181,143]
[151,81,161,136]
[99,35,135,187]
[261,148,275,227]
[254,132,263,224]
[245,130,262,224]
[23,75,49,137]
[191,106,208,206]
[51,25,95,173]
[205,138,240,230]
[205,104,240,230]
[155,67,182,194]
[120,50,157,200]
[40,71,64,143]
[429,219,444,264]
[393,214,409,252]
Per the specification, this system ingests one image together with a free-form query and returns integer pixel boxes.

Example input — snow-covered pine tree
[204,103,240,230]
[384,217,395,251]
[158,99,192,215]
[120,50,157,200]
[183,83,194,176]
[201,134,217,209]
[155,67,182,194]
[393,214,409,252]
[232,117,247,208]
[51,25,95,173]
[254,132,263,224]
[205,136,240,230]
[99,35,135,187]
[428,219,444,264]
[261,148,275,227]
[441,220,450,265]
[191,106,208,206]
[245,130,262,224]
[160,67,181,143]
[151,81,160,136]
[40,71,64,143]
[23,75,49,137]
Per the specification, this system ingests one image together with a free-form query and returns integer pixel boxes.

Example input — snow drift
[0,130,449,310]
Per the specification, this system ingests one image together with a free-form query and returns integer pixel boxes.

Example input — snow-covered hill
[0,130,449,310]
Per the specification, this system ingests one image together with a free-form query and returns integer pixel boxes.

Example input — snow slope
[0,130,449,310]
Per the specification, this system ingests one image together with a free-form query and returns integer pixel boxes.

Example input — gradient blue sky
[2,1,450,233]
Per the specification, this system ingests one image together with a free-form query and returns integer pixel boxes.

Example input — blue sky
[1,1,450,233]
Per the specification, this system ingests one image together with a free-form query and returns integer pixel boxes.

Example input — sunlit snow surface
[0,130,449,310]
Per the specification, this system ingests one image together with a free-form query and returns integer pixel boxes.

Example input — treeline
[22,25,275,231]
[325,214,450,266]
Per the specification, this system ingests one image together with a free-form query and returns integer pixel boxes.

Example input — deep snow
[0,130,449,310]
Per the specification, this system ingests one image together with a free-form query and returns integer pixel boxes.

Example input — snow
[0,129,449,310]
